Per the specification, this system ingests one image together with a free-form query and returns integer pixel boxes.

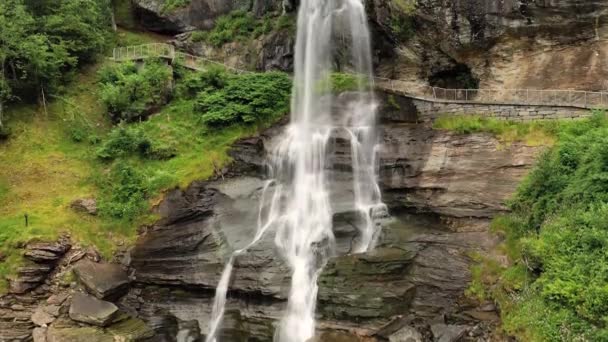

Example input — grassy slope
[0,31,269,292]
[448,114,608,340]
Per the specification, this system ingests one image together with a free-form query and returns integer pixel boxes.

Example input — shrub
[96,125,176,160]
[486,112,608,340]
[99,60,172,123]
[97,161,148,220]
[207,10,258,47]
[315,73,369,94]
[196,71,291,126]
[175,66,228,99]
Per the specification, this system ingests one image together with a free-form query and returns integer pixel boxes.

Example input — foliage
[96,125,176,161]
[433,115,562,146]
[97,161,149,220]
[476,112,608,340]
[0,48,283,291]
[0,0,111,106]
[175,65,228,98]
[314,73,369,94]
[197,11,295,47]
[162,0,190,13]
[393,0,417,13]
[98,60,172,122]
[196,71,291,126]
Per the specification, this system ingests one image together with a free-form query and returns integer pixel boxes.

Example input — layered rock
[369,0,608,91]
[124,98,536,339]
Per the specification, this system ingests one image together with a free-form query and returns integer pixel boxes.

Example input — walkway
[112,43,608,109]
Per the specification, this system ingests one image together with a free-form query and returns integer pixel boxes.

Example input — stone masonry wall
[411,97,593,122]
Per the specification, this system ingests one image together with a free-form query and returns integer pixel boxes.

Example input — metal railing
[112,43,249,74]
[374,77,608,109]
[112,43,607,109]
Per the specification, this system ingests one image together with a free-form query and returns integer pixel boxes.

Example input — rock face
[133,0,285,33]
[69,293,119,327]
[73,260,130,300]
[369,0,608,91]
[124,98,536,340]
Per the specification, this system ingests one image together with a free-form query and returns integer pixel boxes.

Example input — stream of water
[205,0,384,341]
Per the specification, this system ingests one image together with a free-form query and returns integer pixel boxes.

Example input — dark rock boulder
[70,198,97,216]
[68,293,119,327]
[73,260,130,300]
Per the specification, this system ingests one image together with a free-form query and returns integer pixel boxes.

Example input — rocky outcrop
[132,0,287,33]
[69,293,119,327]
[369,0,608,91]
[70,198,97,216]
[121,89,541,340]
[73,260,130,300]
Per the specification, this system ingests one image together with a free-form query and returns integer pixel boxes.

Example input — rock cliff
[122,92,542,340]
[131,0,608,89]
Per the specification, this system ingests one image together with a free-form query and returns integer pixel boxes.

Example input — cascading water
[205,0,386,341]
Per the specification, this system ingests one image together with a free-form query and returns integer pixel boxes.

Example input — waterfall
[205,0,385,341]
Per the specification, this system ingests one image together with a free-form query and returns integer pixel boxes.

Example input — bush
[207,10,258,47]
[96,125,176,160]
[487,112,608,340]
[194,11,294,47]
[97,161,148,220]
[196,71,291,126]
[175,66,228,99]
[315,73,369,94]
[99,60,172,123]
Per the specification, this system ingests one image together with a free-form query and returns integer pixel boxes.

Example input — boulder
[33,327,47,342]
[430,324,469,342]
[70,198,97,215]
[24,241,71,263]
[68,293,118,327]
[73,260,130,299]
[389,325,423,342]
[47,326,111,342]
[31,307,55,326]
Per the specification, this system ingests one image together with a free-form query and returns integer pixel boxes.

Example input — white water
[205,0,385,341]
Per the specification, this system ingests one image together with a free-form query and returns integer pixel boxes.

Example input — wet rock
[105,316,155,340]
[430,324,468,342]
[70,198,97,215]
[69,293,119,327]
[73,260,130,299]
[46,325,109,342]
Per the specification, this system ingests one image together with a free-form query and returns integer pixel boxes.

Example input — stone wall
[380,91,594,122]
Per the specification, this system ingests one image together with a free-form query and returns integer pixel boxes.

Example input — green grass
[468,112,608,341]
[433,115,566,146]
[0,30,281,293]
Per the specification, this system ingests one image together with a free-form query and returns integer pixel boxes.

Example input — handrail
[112,43,607,109]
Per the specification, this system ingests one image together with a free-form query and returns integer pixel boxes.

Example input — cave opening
[428,63,479,89]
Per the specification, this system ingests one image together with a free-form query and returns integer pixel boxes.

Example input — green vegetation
[195,70,291,126]
[191,11,296,47]
[315,73,369,94]
[0,18,290,291]
[0,0,112,132]
[433,115,562,146]
[389,0,416,42]
[469,112,608,340]
[99,60,173,122]
[162,0,190,13]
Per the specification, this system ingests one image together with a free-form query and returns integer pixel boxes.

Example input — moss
[432,115,565,146]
